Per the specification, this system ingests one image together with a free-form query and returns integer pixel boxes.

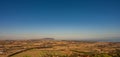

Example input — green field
[11,49,70,57]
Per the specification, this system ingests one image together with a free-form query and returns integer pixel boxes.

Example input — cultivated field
[0,39,120,57]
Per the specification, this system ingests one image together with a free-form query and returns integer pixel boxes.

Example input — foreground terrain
[0,39,120,57]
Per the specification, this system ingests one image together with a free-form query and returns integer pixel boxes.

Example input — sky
[0,0,120,40]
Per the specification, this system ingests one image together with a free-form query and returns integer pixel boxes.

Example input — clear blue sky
[0,0,120,40]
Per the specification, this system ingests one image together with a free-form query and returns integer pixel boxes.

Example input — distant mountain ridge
[41,38,55,40]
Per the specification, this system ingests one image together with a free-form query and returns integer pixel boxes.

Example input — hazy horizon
[0,0,120,41]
